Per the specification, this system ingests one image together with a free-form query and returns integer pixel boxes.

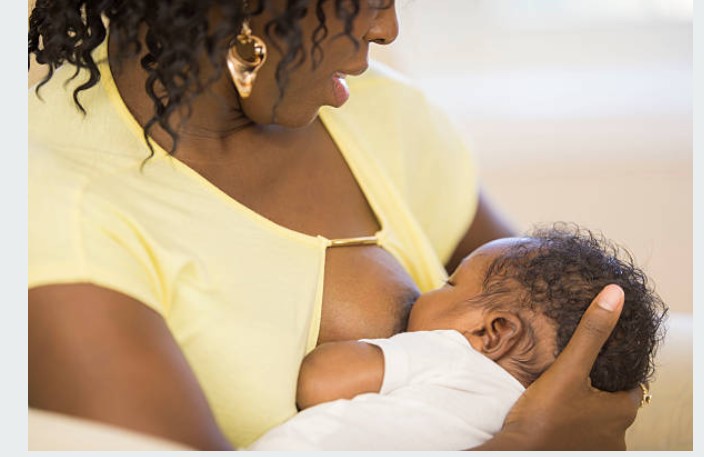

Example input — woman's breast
[317,245,421,344]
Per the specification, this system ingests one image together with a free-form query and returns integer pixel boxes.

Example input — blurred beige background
[371,0,693,314]
[28,0,693,314]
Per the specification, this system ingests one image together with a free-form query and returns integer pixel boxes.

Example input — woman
[28,0,642,450]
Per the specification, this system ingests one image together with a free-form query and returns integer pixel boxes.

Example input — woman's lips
[331,72,350,107]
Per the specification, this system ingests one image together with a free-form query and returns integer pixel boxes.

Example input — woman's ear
[464,311,524,362]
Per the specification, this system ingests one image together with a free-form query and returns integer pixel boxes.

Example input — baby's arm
[296,341,384,410]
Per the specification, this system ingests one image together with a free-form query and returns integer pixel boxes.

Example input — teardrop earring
[226,18,268,99]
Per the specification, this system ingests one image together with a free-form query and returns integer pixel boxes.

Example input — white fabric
[248,330,525,450]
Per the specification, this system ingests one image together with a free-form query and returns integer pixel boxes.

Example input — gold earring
[226,19,267,99]
[639,383,652,407]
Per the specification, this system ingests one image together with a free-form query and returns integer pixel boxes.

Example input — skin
[296,239,558,410]
[28,0,641,450]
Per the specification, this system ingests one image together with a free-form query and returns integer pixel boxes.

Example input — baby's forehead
[461,237,534,266]
[451,237,542,287]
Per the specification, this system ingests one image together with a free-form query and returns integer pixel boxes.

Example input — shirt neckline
[95,38,388,248]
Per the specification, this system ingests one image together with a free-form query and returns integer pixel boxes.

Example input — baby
[249,224,668,451]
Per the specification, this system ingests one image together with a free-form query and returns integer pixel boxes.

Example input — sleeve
[28,154,167,316]
[359,336,411,394]
[360,331,458,394]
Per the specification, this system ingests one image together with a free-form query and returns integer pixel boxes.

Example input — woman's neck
[107,29,256,157]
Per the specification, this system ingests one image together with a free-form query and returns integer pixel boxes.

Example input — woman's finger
[550,284,625,379]
[604,385,643,430]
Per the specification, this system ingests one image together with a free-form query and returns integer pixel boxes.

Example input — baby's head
[408,223,668,391]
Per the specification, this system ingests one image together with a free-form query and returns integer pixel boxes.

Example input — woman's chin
[277,110,322,129]
[242,103,321,129]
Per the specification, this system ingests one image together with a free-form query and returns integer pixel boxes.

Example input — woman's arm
[296,341,384,410]
[29,284,234,451]
[472,285,642,450]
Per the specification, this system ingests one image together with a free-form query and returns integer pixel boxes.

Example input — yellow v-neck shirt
[28,41,479,448]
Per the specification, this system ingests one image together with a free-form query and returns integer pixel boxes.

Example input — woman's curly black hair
[478,223,668,392]
[28,0,390,154]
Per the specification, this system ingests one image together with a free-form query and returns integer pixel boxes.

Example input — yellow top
[28,41,479,448]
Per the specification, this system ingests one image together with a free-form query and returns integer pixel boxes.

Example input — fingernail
[598,285,624,312]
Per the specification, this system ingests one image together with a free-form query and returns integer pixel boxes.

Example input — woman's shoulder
[29,63,150,166]
[29,65,155,224]
[343,60,430,118]
[334,60,468,150]
[351,59,418,91]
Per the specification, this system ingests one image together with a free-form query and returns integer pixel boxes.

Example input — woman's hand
[474,284,643,450]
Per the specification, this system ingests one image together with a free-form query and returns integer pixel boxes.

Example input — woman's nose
[364,4,399,45]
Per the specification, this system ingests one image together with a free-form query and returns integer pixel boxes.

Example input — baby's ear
[464,311,524,362]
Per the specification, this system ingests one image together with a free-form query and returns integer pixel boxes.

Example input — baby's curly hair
[480,223,668,392]
[28,0,389,155]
